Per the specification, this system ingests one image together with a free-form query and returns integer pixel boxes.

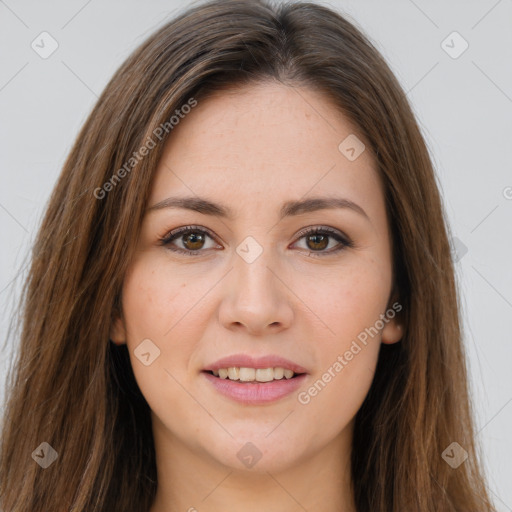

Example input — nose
[218,246,294,336]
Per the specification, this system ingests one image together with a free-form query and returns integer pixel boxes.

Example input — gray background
[1,0,511,508]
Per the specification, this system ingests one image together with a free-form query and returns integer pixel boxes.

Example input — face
[111,81,402,474]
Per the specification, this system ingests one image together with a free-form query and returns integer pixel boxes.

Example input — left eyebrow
[146,195,370,222]
[280,197,370,222]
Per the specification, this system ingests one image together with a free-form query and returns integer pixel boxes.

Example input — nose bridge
[233,238,280,306]
[218,235,293,333]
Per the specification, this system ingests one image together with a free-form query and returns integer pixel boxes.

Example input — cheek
[296,312,382,447]
[296,347,378,451]
[300,261,391,346]
[118,259,190,399]
[119,259,199,413]
[121,257,194,342]
[293,263,388,426]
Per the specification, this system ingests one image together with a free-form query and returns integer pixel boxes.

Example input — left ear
[110,314,127,345]
[381,288,404,345]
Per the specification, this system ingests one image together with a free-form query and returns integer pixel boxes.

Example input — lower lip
[202,371,307,405]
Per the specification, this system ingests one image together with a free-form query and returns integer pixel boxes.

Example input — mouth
[201,354,309,404]
[201,367,308,405]
[202,367,306,382]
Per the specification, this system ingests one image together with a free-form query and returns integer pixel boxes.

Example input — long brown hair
[0,0,495,510]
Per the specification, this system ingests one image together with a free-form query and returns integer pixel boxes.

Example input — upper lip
[203,354,309,374]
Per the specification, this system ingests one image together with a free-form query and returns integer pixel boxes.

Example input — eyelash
[158,224,353,258]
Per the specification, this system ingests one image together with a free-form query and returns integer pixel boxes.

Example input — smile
[210,366,298,382]
[202,369,307,405]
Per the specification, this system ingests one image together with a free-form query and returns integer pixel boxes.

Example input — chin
[202,433,308,474]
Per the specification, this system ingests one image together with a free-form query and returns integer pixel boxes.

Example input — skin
[111,80,403,512]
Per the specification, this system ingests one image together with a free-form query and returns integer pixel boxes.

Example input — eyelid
[292,225,351,245]
[159,224,222,249]
[159,224,352,256]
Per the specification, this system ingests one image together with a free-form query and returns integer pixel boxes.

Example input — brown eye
[293,226,353,257]
[181,232,206,251]
[160,226,219,255]
[160,225,352,257]
[305,233,329,251]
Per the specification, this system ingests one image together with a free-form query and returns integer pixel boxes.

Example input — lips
[202,353,309,375]
[201,354,308,404]
[202,371,307,404]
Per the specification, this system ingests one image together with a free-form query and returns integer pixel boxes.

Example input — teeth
[255,368,274,382]
[212,367,297,382]
[273,367,284,379]
[227,367,239,380]
[239,367,255,381]
[283,369,294,379]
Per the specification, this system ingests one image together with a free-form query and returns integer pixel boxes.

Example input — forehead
[150,81,384,222]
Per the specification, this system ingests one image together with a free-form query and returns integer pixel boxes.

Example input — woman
[0,0,496,510]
